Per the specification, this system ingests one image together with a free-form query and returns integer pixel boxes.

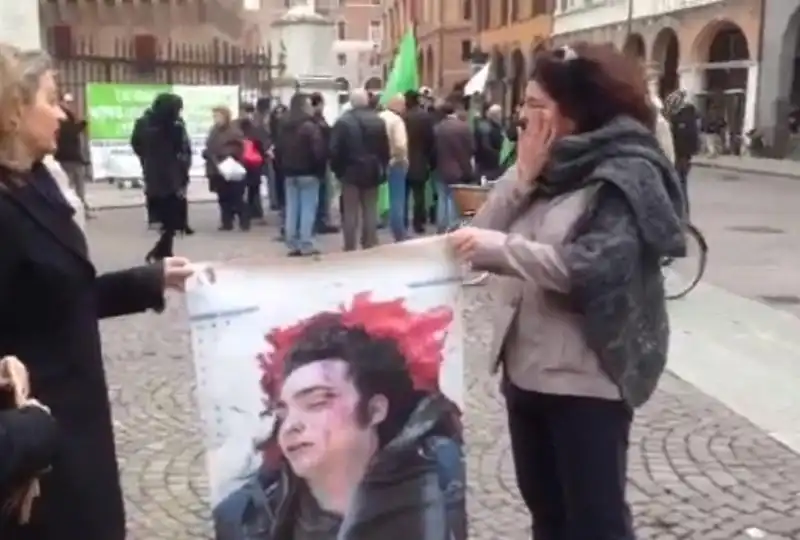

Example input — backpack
[242,139,263,167]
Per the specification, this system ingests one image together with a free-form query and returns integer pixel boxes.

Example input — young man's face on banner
[275,359,387,478]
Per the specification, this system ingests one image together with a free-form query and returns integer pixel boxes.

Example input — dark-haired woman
[449,42,686,539]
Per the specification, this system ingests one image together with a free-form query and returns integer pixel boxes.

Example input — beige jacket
[379,109,408,164]
[470,169,620,400]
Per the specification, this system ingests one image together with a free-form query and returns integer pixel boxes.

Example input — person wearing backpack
[330,89,390,251]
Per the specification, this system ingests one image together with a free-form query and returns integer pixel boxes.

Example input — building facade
[757,0,800,155]
[251,0,383,91]
[38,0,271,113]
[476,0,554,113]
[552,0,762,144]
[381,0,473,95]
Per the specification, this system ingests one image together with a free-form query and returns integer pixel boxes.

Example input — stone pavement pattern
[86,167,800,540]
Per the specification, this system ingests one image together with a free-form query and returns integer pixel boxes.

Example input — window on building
[336,20,347,40]
[461,40,472,62]
[371,0,380,5]
[369,21,382,43]
[337,53,347,66]
[510,0,519,21]
[532,0,547,15]
[500,0,509,25]
[463,0,472,20]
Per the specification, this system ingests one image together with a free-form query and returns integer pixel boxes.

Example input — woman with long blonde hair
[0,44,193,540]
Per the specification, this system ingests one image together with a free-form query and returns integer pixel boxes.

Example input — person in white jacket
[650,93,675,164]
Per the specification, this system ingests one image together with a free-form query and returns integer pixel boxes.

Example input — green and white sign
[86,83,240,180]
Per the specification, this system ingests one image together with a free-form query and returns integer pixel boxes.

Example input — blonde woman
[0,45,194,540]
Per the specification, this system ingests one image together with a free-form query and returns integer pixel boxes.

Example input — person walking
[449,43,686,540]
[433,100,474,233]
[0,44,194,540]
[276,93,327,256]
[664,88,700,215]
[131,106,159,228]
[204,106,247,231]
[54,92,91,219]
[330,89,390,251]
[379,94,409,241]
[140,93,192,262]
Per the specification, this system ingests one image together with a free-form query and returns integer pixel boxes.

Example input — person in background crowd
[433,100,474,233]
[54,92,92,220]
[380,94,409,242]
[276,93,327,257]
[330,88,390,251]
[174,113,194,236]
[254,98,279,212]
[309,92,338,235]
[403,90,436,234]
[140,93,192,261]
[238,104,266,226]
[0,44,194,540]
[131,105,159,229]
[269,104,288,237]
[204,105,246,231]
[449,42,686,540]
[664,88,700,215]
[474,103,505,181]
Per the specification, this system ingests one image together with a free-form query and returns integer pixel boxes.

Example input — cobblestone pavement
[86,199,800,540]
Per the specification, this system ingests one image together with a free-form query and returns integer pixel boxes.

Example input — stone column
[743,62,760,135]
[0,2,42,49]
[270,2,341,124]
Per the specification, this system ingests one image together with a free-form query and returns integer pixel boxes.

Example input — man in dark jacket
[139,93,192,261]
[55,93,91,219]
[433,101,474,233]
[309,92,338,234]
[131,108,161,229]
[330,89,390,251]
[664,89,700,215]
[403,90,436,234]
[474,104,505,181]
[276,93,328,256]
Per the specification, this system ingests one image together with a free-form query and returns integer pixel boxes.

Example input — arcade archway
[651,27,679,98]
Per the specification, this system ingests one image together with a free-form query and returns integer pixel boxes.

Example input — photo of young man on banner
[185,238,465,540]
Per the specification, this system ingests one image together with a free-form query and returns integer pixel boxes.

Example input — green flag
[378,29,419,217]
[499,136,515,166]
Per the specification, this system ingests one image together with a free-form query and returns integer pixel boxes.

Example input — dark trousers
[246,176,264,220]
[316,173,330,227]
[146,194,182,261]
[146,194,159,224]
[217,181,249,230]
[505,383,635,540]
[406,178,428,231]
[675,157,691,217]
[273,163,286,210]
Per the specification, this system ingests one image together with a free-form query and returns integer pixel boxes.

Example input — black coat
[0,162,166,540]
[404,106,436,183]
[138,94,191,198]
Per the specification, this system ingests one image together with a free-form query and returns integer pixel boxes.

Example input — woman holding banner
[0,44,194,540]
[449,42,686,539]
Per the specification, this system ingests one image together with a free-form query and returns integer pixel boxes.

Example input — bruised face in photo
[275,359,387,479]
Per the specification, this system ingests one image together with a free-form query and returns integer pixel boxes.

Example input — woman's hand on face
[448,227,507,261]
[163,257,194,292]
[517,108,556,185]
